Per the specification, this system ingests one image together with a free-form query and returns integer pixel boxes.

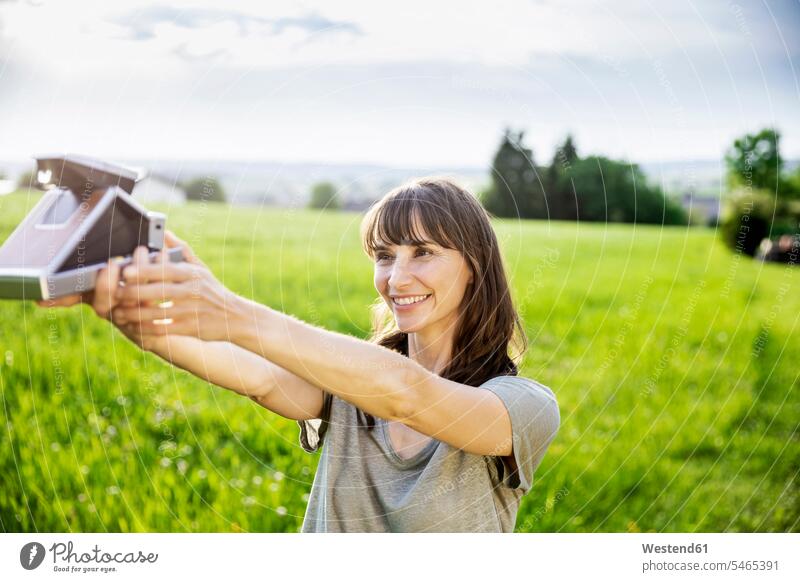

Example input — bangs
[361,185,463,256]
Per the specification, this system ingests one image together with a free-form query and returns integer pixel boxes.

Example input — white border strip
[1,533,797,581]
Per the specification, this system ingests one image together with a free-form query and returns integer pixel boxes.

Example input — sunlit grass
[1,191,797,532]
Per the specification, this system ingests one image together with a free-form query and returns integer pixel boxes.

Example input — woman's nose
[388,258,413,289]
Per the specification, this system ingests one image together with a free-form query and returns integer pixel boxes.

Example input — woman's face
[373,229,473,336]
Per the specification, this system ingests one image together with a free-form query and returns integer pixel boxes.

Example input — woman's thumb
[164,230,203,266]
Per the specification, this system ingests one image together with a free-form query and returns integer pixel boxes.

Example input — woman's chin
[394,317,425,334]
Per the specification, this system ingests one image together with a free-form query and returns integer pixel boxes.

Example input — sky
[0,0,798,168]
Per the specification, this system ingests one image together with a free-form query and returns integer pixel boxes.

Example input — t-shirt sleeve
[479,375,560,492]
[297,391,334,453]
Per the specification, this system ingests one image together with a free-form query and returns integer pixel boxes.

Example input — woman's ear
[464,254,477,285]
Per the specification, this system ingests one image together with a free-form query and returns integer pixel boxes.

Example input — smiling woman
[39,176,560,533]
[298,178,561,532]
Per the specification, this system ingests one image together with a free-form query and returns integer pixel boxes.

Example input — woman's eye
[416,248,431,257]
[376,254,393,262]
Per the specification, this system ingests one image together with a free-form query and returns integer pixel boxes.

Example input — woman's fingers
[110,308,127,325]
[115,317,181,337]
[36,294,87,308]
[164,230,203,266]
[128,319,189,336]
[92,260,121,318]
[113,303,189,323]
[132,245,150,269]
[164,230,184,249]
[122,253,197,284]
[115,282,187,303]
[111,305,209,339]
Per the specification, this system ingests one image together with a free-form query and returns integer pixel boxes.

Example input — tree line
[480,130,687,224]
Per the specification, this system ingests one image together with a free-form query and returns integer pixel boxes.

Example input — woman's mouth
[392,294,431,309]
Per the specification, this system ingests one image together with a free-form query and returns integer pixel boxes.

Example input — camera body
[0,154,182,300]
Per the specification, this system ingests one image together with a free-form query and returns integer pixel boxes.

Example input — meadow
[1,190,798,532]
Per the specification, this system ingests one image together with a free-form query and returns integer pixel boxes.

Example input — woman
[45,177,560,532]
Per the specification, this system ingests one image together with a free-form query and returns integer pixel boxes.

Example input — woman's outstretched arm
[137,334,325,421]
[114,240,518,457]
[39,242,325,422]
[115,269,414,422]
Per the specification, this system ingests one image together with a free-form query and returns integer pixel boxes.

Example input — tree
[482,131,684,224]
[725,128,782,195]
[483,129,546,219]
[17,170,37,189]
[553,134,578,167]
[720,128,800,255]
[183,177,226,203]
[779,165,800,200]
[545,134,580,220]
[309,181,340,210]
[568,156,686,224]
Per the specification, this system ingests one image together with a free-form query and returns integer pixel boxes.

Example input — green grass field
[1,190,798,532]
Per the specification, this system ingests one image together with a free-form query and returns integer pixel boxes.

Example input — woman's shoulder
[478,374,560,426]
[479,374,557,402]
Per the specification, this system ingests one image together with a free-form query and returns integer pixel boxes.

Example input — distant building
[0,179,15,195]
[342,198,375,212]
[681,191,721,225]
[132,173,186,205]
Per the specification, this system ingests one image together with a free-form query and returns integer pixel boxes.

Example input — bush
[309,182,340,210]
[718,189,800,256]
[782,167,800,200]
[17,170,38,189]
[183,177,226,203]
[567,157,687,225]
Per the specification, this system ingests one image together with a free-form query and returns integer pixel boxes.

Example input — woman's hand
[112,234,243,342]
[35,249,168,352]
[35,262,121,317]
[110,232,191,351]
[35,230,196,353]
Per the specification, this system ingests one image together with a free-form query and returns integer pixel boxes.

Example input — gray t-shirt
[297,375,560,532]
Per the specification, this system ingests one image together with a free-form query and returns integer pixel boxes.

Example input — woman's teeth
[393,295,430,305]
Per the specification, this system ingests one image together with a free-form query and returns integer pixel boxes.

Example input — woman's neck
[406,327,456,375]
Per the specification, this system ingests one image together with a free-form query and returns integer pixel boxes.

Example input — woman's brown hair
[357,177,527,429]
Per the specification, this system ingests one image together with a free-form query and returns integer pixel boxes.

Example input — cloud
[171,42,227,63]
[5,0,796,75]
[104,5,364,65]
[0,0,796,164]
[111,5,362,42]
[271,13,361,36]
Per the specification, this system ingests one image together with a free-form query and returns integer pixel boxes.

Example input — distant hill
[137,159,490,208]
[2,157,797,208]
[639,159,725,198]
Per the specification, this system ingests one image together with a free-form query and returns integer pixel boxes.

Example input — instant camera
[0,155,184,300]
